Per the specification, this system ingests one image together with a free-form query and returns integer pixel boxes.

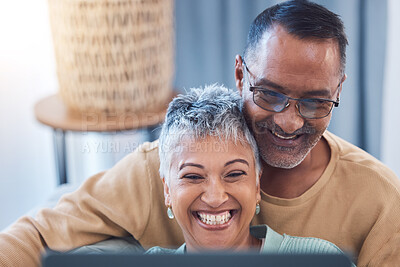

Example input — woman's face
[163,136,261,252]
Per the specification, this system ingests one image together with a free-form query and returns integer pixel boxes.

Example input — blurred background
[0,0,399,230]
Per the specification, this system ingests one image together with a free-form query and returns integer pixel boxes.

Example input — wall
[0,0,159,230]
[0,0,57,230]
[381,0,400,177]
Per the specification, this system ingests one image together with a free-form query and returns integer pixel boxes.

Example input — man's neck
[260,137,331,199]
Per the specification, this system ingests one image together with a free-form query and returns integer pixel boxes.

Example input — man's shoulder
[137,139,159,153]
[117,140,160,166]
[324,131,400,191]
[324,131,376,162]
[103,139,160,182]
[325,131,396,174]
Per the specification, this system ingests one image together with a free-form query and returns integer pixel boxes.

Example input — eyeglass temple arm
[334,82,342,107]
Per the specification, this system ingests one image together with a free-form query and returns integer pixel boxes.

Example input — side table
[34,93,174,185]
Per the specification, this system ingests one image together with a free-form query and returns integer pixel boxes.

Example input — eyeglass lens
[253,89,334,119]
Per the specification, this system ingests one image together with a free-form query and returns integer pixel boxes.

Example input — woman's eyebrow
[224,159,249,167]
[179,163,204,171]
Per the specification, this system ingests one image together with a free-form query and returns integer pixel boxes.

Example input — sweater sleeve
[0,142,156,267]
[356,176,400,267]
[365,231,400,267]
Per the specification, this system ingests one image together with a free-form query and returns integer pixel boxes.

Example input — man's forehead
[256,25,340,60]
[248,25,341,81]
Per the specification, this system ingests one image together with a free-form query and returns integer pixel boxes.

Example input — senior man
[1,1,399,266]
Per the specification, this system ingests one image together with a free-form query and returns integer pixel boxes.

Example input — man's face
[238,25,344,169]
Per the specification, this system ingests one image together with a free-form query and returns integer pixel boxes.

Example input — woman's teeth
[197,211,232,225]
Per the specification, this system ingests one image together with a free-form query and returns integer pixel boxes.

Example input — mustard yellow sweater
[0,131,399,267]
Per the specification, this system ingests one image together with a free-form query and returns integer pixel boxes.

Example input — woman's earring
[255,203,260,215]
[167,206,174,219]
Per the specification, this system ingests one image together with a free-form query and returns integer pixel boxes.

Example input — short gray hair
[244,0,348,76]
[158,84,261,184]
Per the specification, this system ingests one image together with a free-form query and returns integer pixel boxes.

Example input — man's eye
[301,99,332,109]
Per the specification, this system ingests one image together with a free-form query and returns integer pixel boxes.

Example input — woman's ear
[162,178,171,206]
[256,171,262,203]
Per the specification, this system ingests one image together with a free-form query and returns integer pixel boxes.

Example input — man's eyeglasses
[242,59,341,119]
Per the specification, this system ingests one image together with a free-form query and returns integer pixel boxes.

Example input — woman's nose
[200,178,229,208]
[273,102,305,134]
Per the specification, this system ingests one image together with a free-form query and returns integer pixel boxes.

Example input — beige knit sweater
[0,131,399,266]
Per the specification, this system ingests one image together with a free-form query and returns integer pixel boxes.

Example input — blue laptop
[42,251,354,267]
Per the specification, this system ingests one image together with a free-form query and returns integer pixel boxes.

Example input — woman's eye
[226,171,246,178]
[182,174,203,180]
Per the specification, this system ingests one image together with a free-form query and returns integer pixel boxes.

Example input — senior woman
[70,84,353,265]
[146,84,353,264]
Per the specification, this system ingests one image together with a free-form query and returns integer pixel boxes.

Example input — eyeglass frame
[242,58,341,119]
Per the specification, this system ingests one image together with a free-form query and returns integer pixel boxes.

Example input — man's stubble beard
[246,116,328,170]
[255,130,323,169]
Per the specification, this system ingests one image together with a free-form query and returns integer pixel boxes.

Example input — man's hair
[244,0,348,75]
[158,84,261,184]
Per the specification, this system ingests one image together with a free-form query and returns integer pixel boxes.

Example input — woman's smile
[194,210,237,228]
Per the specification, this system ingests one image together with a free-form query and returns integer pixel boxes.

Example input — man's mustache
[252,120,317,136]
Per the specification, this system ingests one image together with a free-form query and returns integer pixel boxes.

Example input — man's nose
[273,102,305,134]
[200,178,229,208]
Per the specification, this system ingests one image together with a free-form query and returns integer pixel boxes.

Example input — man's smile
[272,131,297,140]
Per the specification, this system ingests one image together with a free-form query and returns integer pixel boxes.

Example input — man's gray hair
[159,84,261,184]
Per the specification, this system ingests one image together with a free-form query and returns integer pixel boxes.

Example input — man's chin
[261,153,306,169]
[255,129,325,170]
[257,141,312,169]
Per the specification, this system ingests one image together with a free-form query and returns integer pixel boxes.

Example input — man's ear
[235,54,245,96]
[341,73,347,83]
[338,73,347,97]
[162,178,171,206]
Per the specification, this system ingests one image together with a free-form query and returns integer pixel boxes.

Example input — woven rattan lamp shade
[48,0,174,113]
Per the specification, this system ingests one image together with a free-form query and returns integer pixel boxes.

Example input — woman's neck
[185,232,262,253]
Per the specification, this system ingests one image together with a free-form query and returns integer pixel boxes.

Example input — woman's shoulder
[146,244,186,255]
[252,225,344,254]
[145,246,177,254]
[279,235,356,267]
[280,234,343,254]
